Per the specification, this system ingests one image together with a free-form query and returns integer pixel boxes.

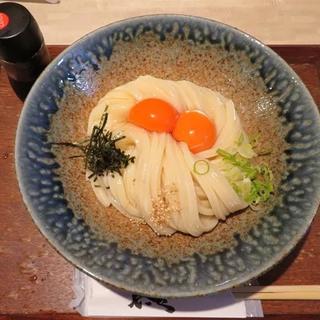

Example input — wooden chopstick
[233,285,320,293]
[232,286,320,300]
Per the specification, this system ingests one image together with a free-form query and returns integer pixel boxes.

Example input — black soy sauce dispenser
[0,2,50,101]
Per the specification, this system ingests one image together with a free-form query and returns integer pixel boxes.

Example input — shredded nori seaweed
[52,109,135,181]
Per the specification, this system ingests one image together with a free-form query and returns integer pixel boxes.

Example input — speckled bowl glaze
[16,15,320,297]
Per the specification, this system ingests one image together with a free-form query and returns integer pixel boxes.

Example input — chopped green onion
[257,149,272,156]
[249,132,273,157]
[236,133,244,146]
[193,160,210,175]
[217,148,273,205]
[249,133,261,147]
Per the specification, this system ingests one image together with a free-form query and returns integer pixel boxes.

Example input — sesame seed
[150,184,181,230]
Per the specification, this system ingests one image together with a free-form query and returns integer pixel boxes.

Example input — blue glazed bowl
[16,15,320,297]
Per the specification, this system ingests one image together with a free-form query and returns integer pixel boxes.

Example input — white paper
[71,269,263,318]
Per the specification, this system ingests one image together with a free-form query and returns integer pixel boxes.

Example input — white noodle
[87,75,251,236]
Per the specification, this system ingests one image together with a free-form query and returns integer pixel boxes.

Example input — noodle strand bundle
[88,76,252,236]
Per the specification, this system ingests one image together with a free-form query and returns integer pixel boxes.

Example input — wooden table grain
[0,45,319,319]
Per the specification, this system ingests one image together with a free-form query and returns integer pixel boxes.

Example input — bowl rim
[15,14,320,297]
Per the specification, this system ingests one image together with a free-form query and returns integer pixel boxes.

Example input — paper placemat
[71,269,263,318]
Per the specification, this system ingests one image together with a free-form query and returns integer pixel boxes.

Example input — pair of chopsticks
[232,285,320,300]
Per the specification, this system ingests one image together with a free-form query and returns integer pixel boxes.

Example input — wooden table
[0,45,319,320]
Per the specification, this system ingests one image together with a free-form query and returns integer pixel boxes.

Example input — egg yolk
[128,98,179,133]
[172,111,217,153]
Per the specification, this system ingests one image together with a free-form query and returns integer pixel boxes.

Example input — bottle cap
[0,2,43,63]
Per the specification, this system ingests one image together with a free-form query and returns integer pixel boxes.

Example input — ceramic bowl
[15,15,320,297]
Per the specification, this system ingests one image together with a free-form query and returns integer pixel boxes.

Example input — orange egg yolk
[172,111,217,153]
[128,98,179,133]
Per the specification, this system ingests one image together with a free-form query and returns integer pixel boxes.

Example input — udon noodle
[87,76,256,236]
